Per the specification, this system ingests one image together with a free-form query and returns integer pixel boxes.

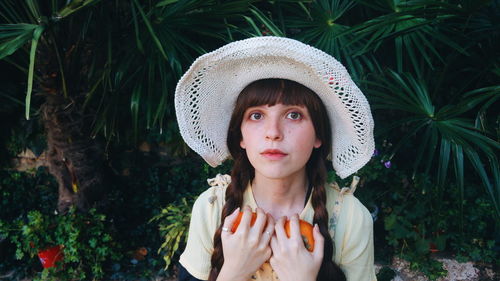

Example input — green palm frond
[85,0,257,142]
[246,6,285,37]
[349,0,468,73]
[368,70,499,216]
[131,0,168,61]
[0,0,109,119]
[0,24,38,59]
[57,0,101,18]
[25,25,43,119]
[250,0,379,80]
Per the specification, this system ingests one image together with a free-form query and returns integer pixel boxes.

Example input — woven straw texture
[175,36,374,179]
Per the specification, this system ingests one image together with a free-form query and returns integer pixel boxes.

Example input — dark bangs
[236,79,317,108]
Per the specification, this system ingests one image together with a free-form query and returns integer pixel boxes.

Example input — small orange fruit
[231,211,315,252]
[284,219,315,252]
[231,212,257,233]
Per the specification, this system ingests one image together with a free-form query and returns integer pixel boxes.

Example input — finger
[261,213,275,244]
[269,255,277,269]
[222,207,240,237]
[274,216,287,243]
[252,207,267,234]
[237,205,253,233]
[264,246,272,261]
[270,235,279,251]
[289,214,302,243]
[312,224,324,260]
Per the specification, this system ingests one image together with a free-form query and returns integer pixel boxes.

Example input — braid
[208,153,254,281]
[308,152,346,281]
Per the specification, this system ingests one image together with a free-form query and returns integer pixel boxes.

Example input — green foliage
[370,169,499,278]
[0,24,39,60]
[0,169,57,221]
[150,196,195,270]
[376,266,396,281]
[149,159,231,270]
[346,143,499,279]
[383,176,449,254]
[451,197,499,264]
[368,70,499,216]
[0,0,256,144]
[406,254,447,281]
[0,169,57,278]
[2,206,122,280]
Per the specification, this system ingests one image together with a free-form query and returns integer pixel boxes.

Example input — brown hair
[208,79,346,281]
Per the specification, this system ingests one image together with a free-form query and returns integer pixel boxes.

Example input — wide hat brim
[175,36,374,179]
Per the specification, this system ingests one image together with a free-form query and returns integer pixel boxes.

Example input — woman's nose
[265,118,282,141]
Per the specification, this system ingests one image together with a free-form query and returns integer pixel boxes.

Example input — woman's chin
[254,166,306,181]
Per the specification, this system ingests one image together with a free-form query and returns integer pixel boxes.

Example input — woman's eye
[287,112,302,120]
[249,112,262,120]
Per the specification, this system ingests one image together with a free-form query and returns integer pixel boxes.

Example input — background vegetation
[0,0,498,280]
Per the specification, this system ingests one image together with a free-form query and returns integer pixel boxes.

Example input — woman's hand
[217,206,275,281]
[269,214,324,281]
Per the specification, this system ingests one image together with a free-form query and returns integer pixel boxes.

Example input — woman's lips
[261,149,288,160]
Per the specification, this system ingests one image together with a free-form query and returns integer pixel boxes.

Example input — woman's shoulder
[191,174,230,220]
[180,174,231,279]
[325,180,372,228]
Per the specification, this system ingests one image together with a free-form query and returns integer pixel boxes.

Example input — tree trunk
[37,41,104,213]
[41,94,104,213]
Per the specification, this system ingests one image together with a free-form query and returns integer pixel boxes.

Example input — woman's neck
[251,169,308,220]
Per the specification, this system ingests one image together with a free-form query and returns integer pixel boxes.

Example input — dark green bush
[0,150,233,280]
[353,146,499,280]
[3,207,121,281]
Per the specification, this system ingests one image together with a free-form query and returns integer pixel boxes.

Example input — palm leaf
[57,0,102,19]
[131,0,168,61]
[25,25,43,120]
[368,70,499,214]
[347,1,467,73]
[249,6,285,36]
[0,24,38,59]
[465,150,499,216]
[268,0,378,80]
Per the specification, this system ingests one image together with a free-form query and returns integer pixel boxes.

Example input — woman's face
[240,103,321,180]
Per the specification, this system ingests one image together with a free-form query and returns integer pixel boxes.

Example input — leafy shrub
[2,206,122,281]
[376,266,396,281]
[150,196,195,270]
[345,144,499,280]
[150,159,232,270]
[0,168,58,278]
[0,168,57,221]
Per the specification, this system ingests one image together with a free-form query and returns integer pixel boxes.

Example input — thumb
[312,224,324,261]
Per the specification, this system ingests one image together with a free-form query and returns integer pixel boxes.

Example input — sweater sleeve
[337,195,377,281]
[179,185,225,280]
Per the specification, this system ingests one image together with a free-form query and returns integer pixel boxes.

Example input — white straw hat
[175,36,374,179]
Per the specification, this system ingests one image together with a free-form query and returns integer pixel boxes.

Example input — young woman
[174,37,376,281]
